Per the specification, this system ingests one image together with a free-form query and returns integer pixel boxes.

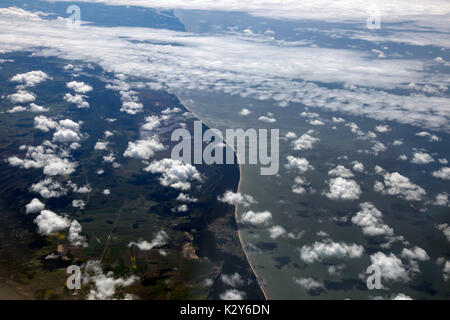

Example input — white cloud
[34,115,58,132]
[8,89,36,103]
[2,6,450,132]
[172,204,188,213]
[392,293,413,300]
[67,81,93,94]
[7,105,27,113]
[292,133,319,151]
[328,165,354,178]
[291,176,311,194]
[325,177,361,200]
[63,93,89,108]
[240,210,272,226]
[268,225,287,239]
[68,220,88,247]
[351,202,394,237]
[11,70,50,87]
[161,107,182,114]
[143,158,201,190]
[84,260,138,300]
[436,223,450,243]
[352,161,364,172]
[34,209,70,235]
[72,199,86,210]
[433,193,449,206]
[176,192,198,203]
[53,128,80,143]
[258,115,276,123]
[369,252,410,282]
[221,272,244,287]
[218,190,256,207]
[415,131,441,142]
[29,178,67,198]
[141,115,161,131]
[432,167,450,180]
[308,119,324,126]
[123,137,165,160]
[25,198,45,214]
[411,152,434,164]
[219,289,245,300]
[94,141,109,151]
[128,230,169,250]
[374,167,426,201]
[239,108,251,116]
[121,101,143,115]
[293,277,324,292]
[332,117,345,123]
[285,156,312,173]
[29,103,48,112]
[300,240,364,263]
[375,125,391,133]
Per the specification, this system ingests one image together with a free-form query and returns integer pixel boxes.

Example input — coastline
[173,92,268,300]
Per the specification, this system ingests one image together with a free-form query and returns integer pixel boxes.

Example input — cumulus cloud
[351,202,394,237]
[219,289,245,300]
[369,252,410,282]
[72,199,86,209]
[25,198,45,214]
[11,70,50,87]
[411,152,434,164]
[128,230,169,250]
[299,240,364,263]
[221,272,244,287]
[291,176,313,194]
[325,177,361,200]
[433,193,449,206]
[293,277,324,292]
[53,128,80,143]
[436,223,450,243]
[34,209,70,235]
[375,125,391,133]
[63,93,89,108]
[374,167,426,201]
[352,161,364,172]
[161,107,182,114]
[67,81,93,94]
[123,137,165,160]
[240,210,272,226]
[94,141,109,151]
[432,167,450,180]
[29,178,67,198]
[415,131,441,142]
[84,260,138,300]
[68,220,88,247]
[285,156,313,173]
[121,101,143,115]
[34,115,58,132]
[143,158,201,190]
[176,192,198,203]
[328,165,354,178]
[218,190,256,207]
[8,89,36,103]
[239,108,251,116]
[401,246,429,273]
[258,115,276,123]
[141,115,161,131]
[268,225,287,239]
[292,133,319,151]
